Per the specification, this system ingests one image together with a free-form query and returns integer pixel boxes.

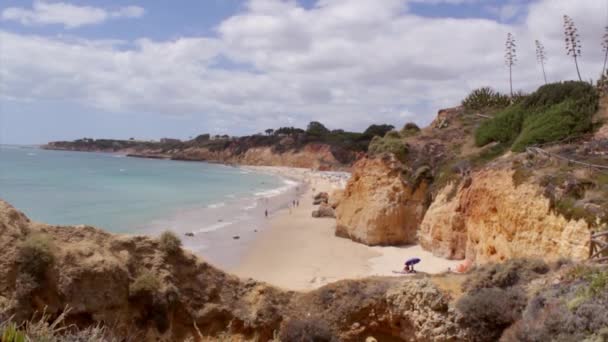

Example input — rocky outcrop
[335,155,429,246]
[312,203,335,218]
[419,169,590,263]
[172,143,346,170]
[0,199,472,341]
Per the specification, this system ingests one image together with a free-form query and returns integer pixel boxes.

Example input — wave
[242,202,258,210]
[254,178,299,198]
[195,220,234,233]
[207,202,226,209]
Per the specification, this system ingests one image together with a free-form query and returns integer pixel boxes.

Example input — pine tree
[505,33,517,97]
[563,15,582,81]
[535,40,548,84]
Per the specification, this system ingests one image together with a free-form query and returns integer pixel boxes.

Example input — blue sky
[0,0,605,144]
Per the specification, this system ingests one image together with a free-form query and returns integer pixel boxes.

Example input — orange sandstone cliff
[335,155,429,245]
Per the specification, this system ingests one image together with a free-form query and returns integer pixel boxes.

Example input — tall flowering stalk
[563,15,582,81]
[602,26,608,76]
[535,40,548,84]
[505,33,517,97]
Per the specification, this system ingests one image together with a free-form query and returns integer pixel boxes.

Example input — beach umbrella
[404,257,421,266]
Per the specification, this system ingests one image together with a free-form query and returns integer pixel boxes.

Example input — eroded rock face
[335,155,428,246]
[0,199,472,341]
[419,169,590,263]
[172,143,348,169]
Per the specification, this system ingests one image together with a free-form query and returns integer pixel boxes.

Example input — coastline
[232,166,462,291]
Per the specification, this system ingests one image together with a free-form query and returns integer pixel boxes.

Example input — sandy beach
[232,166,461,291]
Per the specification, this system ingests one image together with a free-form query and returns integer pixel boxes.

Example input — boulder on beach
[313,192,329,205]
[312,203,335,218]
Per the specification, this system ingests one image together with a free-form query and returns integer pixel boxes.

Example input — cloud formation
[0,0,606,135]
[2,1,144,28]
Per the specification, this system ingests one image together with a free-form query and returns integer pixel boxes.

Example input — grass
[469,143,509,167]
[474,81,599,152]
[129,271,161,298]
[17,234,55,280]
[367,134,408,163]
[0,307,130,342]
[159,231,182,256]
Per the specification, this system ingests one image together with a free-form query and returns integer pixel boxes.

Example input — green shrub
[474,104,524,147]
[1,322,26,342]
[17,234,54,279]
[511,99,594,151]
[384,130,401,139]
[159,231,181,256]
[400,122,421,137]
[130,271,161,298]
[462,87,511,111]
[463,259,549,292]
[279,317,337,342]
[456,287,527,341]
[368,135,407,163]
[475,81,599,152]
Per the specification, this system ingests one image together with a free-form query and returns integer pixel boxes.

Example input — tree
[194,134,210,143]
[535,40,548,84]
[602,26,608,76]
[265,128,274,136]
[306,121,329,137]
[363,124,395,138]
[564,15,582,81]
[505,33,517,97]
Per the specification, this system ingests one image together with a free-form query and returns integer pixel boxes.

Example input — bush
[475,81,599,152]
[17,234,55,279]
[368,135,407,163]
[400,122,421,137]
[363,124,395,138]
[474,104,524,147]
[130,271,161,298]
[463,259,549,292]
[456,287,527,341]
[511,99,593,151]
[279,317,337,342]
[462,87,511,111]
[159,231,181,256]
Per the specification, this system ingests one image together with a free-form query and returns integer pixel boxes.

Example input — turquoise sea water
[0,145,285,233]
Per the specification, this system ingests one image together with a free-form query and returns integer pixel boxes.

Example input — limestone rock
[329,189,344,209]
[313,192,329,205]
[419,169,590,263]
[335,155,428,246]
[0,199,474,341]
[312,203,335,218]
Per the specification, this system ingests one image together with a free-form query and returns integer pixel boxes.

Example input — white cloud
[0,0,607,135]
[1,1,144,29]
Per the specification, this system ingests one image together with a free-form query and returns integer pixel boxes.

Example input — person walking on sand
[265,209,268,218]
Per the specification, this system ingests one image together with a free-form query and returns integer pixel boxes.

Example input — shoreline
[232,166,461,291]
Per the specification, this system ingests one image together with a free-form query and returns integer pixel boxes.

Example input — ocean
[0,145,290,234]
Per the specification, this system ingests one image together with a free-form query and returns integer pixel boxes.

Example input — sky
[0,0,607,144]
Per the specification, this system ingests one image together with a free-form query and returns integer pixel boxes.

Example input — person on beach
[403,258,421,273]
[265,209,268,218]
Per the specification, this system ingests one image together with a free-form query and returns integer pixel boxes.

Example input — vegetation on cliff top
[475,81,599,152]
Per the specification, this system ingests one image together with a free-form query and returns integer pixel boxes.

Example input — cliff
[43,125,383,170]
[335,155,429,245]
[170,143,345,170]
[333,84,606,262]
[0,199,471,341]
[418,168,590,263]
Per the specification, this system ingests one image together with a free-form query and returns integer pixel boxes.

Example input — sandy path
[231,166,461,291]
